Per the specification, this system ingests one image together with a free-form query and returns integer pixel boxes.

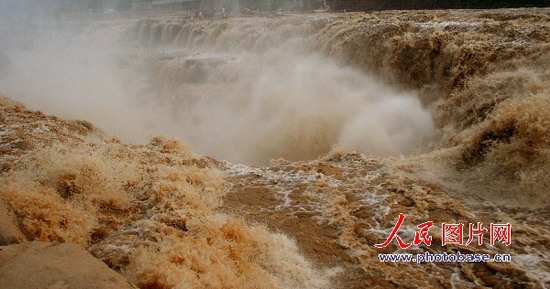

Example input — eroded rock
[0,196,27,246]
[0,242,136,289]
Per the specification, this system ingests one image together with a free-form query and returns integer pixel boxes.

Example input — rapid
[0,6,549,289]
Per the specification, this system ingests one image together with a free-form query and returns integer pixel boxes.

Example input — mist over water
[1,20,164,143]
[0,13,435,164]
[158,51,435,163]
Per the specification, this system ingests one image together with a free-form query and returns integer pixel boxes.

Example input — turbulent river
[0,7,549,289]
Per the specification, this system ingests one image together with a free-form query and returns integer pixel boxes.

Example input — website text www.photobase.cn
[374,213,513,263]
[378,251,512,264]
